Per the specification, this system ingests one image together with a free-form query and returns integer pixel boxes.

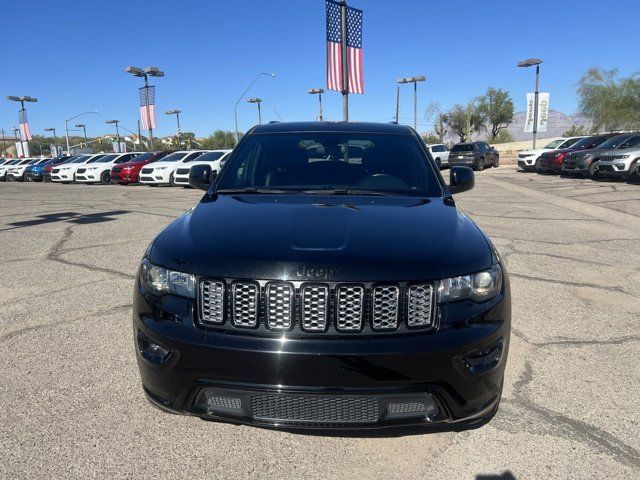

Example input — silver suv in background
[595,145,640,180]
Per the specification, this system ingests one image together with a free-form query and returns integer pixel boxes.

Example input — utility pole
[1,128,6,157]
[517,58,543,149]
[340,0,349,121]
[395,85,400,123]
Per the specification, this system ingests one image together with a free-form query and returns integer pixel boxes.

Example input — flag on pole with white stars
[326,0,364,94]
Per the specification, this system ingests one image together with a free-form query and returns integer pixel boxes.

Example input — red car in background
[110,151,173,185]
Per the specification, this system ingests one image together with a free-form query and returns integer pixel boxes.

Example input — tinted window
[572,135,612,150]
[451,144,474,152]
[183,152,206,162]
[597,135,632,150]
[128,152,154,162]
[217,132,440,196]
[157,152,189,162]
[543,139,565,149]
[71,156,92,163]
[96,155,119,163]
[196,151,227,162]
[558,138,581,148]
[620,135,640,148]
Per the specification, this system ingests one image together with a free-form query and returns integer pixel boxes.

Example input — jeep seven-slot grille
[198,279,435,334]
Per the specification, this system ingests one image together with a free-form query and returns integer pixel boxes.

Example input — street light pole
[44,128,57,156]
[7,95,37,154]
[308,88,324,121]
[75,124,87,147]
[106,120,122,152]
[517,58,543,149]
[234,72,275,144]
[395,85,400,123]
[64,111,98,153]
[165,110,182,148]
[396,76,426,131]
[247,98,263,125]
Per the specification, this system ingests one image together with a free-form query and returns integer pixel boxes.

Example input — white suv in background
[0,159,21,180]
[7,158,38,181]
[426,144,450,168]
[75,152,142,184]
[173,150,231,186]
[51,154,106,183]
[517,137,583,171]
[139,150,206,186]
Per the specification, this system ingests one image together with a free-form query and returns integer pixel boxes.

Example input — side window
[625,136,640,148]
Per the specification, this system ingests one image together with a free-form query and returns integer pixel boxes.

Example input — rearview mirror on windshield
[449,166,474,194]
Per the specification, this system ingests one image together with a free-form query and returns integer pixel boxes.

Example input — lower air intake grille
[176,168,190,175]
[250,393,379,425]
[141,167,153,174]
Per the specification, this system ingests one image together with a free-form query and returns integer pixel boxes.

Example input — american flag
[326,0,364,94]
[19,109,32,141]
[139,85,157,130]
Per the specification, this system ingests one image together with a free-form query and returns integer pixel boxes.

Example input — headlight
[617,154,630,159]
[437,264,502,303]
[140,258,195,298]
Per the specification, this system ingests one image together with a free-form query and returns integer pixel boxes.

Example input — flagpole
[340,0,349,122]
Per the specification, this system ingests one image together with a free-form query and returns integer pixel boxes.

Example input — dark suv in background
[133,122,510,430]
[448,142,499,171]
[562,133,640,178]
[537,133,618,174]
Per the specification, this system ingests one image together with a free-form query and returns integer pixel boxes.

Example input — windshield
[216,132,441,197]
[71,156,91,163]
[96,155,118,163]
[127,152,154,163]
[183,152,206,162]
[597,135,631,150]
[191,151,225,162]
[543,139,565,149]
[157,152,189,162]
[451,144,474,152]
[573,135,612,150]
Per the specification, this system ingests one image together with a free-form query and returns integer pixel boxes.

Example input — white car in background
[75,152,142,184]
[426,144,450,168]
[172,150,231,187]
[0,159,21,181]
[7,158,39,181]
[517,137,583,171]
[139,150,206,186]
[51,154,106,183]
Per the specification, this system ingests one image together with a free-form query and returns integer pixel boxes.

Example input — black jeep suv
[133,122,511,430]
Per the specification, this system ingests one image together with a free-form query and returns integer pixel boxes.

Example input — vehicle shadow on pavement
[6,210,131,229]
[476,472,516,480]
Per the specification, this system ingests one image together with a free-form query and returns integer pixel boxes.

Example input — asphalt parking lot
[1,167,639,479]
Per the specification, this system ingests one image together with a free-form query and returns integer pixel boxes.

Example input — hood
[149,194,494,282]
[519,148,550,156]
[118,160,152,169]
[566,147,607,158]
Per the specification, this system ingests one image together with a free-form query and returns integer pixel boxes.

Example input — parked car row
[517,132,640,181]
[426,141,499,171]
[0,149,231,187]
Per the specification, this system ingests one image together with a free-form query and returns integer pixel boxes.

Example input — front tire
[588,162,599,179]
[170,172,178,187]
[100,171,111,185]
[476,158,485,171]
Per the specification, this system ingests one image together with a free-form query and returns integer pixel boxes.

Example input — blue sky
[2,0,640,138]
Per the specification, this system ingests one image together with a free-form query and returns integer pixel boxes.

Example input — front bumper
[75,172,101,183]
[562,160,589,174]
[517,157,536,170]
[140,170,172,184]
[51,171,75,182]
[173,174,190,185]
[537,159,561,172]
[25,171,44,181]
[133,275,510,429]
[111,170,138,184]
[596,164,630,178]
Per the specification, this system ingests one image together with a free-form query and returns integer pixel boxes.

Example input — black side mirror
[449,166,474,194]
[189,164,217,191]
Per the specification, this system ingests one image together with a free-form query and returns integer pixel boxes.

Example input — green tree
[444,103,486,142]
[562,125,590,137]
[477,87,515,141]
[202,130,237,149]
[490,130,514,144]
[578,68,640,130]
[422,133,441,144]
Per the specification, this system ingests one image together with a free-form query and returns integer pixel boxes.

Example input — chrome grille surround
[407,284,434,327]
[265,282,294,330]
[371,285,400,330]
[231,282,259,327]
[335,285,365,331]
[199,279,225,324]
[301,284,329,332]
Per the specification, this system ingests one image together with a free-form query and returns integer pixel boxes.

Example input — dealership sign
[524,92,550,133]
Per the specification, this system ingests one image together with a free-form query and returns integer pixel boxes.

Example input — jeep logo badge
[295,265,335,280]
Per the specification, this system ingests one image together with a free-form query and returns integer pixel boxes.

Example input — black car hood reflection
[148,194,493,281]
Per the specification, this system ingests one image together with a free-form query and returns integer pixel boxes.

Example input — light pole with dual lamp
[234,72,275,144]
[165,110,182,148]
[307,88,324,121]
[247,98,263,125]
[396,76,426,131]
[125,66,164,152]
[517,58,543,149]
[7,95,37,152]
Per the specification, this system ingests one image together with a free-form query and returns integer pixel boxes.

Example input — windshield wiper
[301,188,401,196]
[216,187,301,194]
